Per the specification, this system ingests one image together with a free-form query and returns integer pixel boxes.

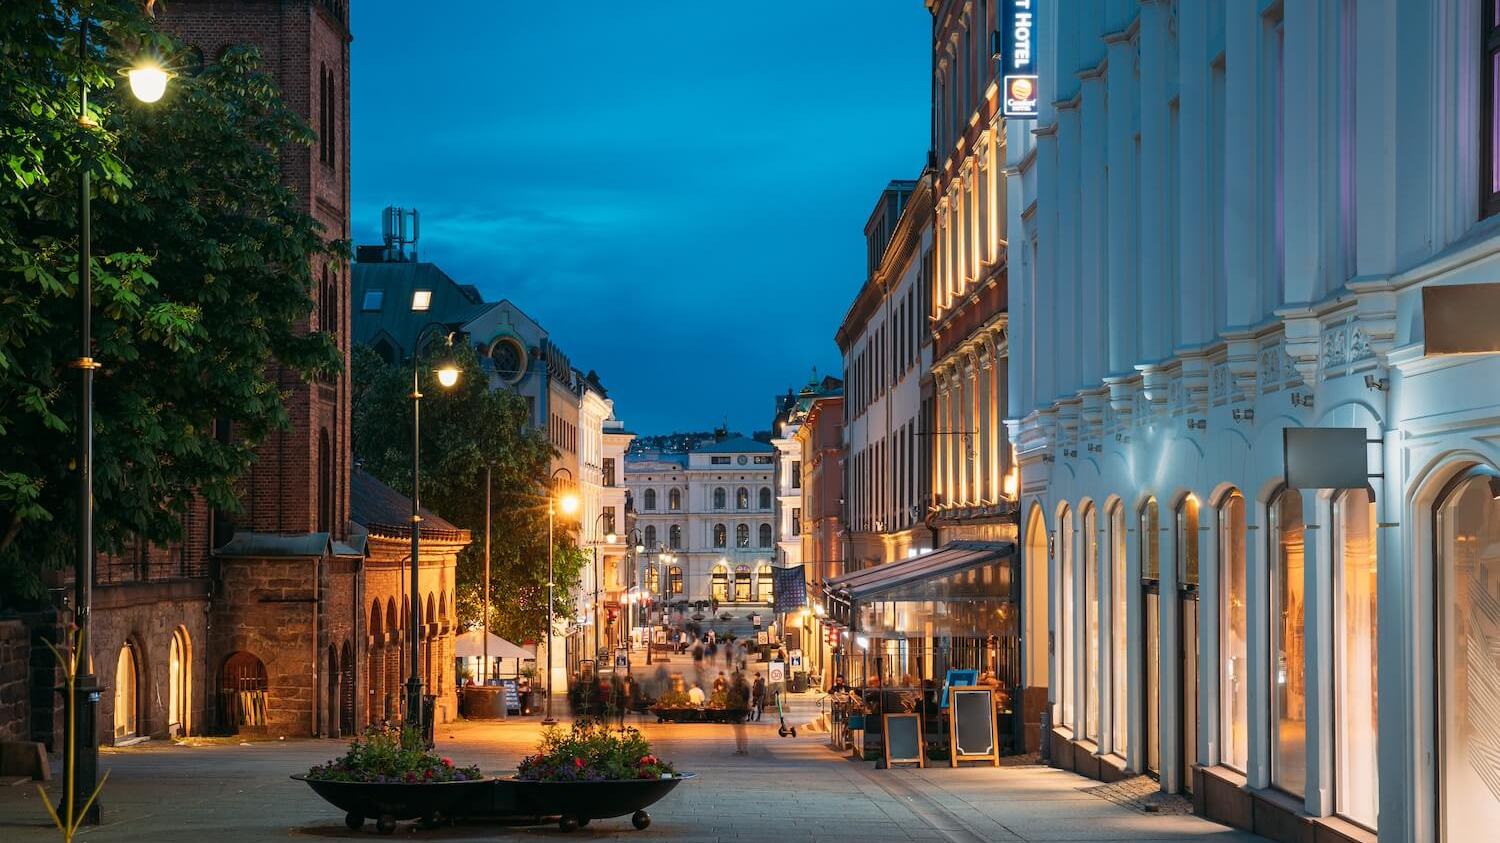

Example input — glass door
[1180,595,1199,793]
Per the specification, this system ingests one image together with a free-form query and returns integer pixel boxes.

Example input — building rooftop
[351,261,487,357]
[351,468,464,536]
[692,436,776,455]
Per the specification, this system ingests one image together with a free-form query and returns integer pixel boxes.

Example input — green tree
[350,342,584,643]
[0,3,341,603]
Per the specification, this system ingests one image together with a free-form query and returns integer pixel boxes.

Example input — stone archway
[113,642,140,742]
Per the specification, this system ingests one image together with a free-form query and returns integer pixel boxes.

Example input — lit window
[411,290,432,311]
[1270,488,1307,796]
[1334,488,1377,829]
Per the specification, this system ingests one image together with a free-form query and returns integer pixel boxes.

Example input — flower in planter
[304,725,483,783]
[516,721,676,782]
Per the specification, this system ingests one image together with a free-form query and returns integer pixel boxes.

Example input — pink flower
[441,757,453,767]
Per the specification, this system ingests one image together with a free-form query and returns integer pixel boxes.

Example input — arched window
[643,488,657,511]
[759,487,772,510]
[1057,504,1074,729]
[1108,502,1127,756]
[114,643,139,741]
[317,429,333,534]
[669,524,682,549]
[668,566,683,595]
[1333,486,1377,827]
[734,565,752,601]
[758,567,773,602]
[647,565,661,594]
[758,523,773,548]
[713,488,726,510]
[711,567,729,602]
[1270,487,1307,796]
[169,627,192,738]
[1082,503,1099,742]
[1435,466,1500,839]
[736,487,750,509]
[1139,497,1161,776]
[219,651,268,730]
[1219,490,1248,772]
[1176,494,1201,781]
[669,488,681,511]
[736,523,750,548]
[644,525,657,549]
[713,524,727,548]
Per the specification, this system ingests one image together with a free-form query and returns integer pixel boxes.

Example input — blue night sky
[351,1,931,436]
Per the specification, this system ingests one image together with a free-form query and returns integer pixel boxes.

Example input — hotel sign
[1001,0,1039,118]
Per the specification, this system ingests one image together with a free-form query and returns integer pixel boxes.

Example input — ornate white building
[623,437,778,625]
[1007,3,1500,843]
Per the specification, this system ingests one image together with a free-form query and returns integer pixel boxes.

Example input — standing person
[688,682,706,706]
[731,672,752,755]
[691,640,704,668]
[713,671,728,695]
[751,672,766,721]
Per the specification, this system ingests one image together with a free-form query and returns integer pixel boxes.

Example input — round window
[737,455,747,465]
[490,338,526,384]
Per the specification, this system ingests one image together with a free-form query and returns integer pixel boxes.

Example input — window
[1083,504,1100,741]
[643,488,656,511]
[1270,488,1307,796]
[411,290,432,311]
[791,508,801,536]
[647,565,660,594]
[754,455,773,464]
[711,568,729,602]
[1220,491,1249,772]
[490,338,525,383]
[643,525,657,550]
[1334,488,1377,829]
[758,567,773,602]
[603,458,615,487]
[361,290,383,311]
[602,507,616,537]
[734,565,751,602]
[736,487,750,510]
[1177,495,1201,779]
[1484,0,1500,217]
[713,524,727,548]
[669,488,681,511]
[1110,503,1128,756]
[1436,467,1500,840]
[759,523,773,548]
[669,524,681,550]
[711,456,731,465]
[668,566,683,595]
[736,523,750,548]
[1058,505,1074,728]
[759,487,772,510]
[713,488,726,510]
[791,461,801,488]
[1140,498,1161,776]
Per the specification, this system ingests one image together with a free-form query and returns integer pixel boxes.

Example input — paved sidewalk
[0,716,1265,842]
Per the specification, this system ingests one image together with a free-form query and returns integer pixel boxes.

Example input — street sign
[614,649,628,670]
[768,661,785,684]
[756,631,769,645]
[790,649,803,669]
[751,614,761,629]
[1001,0,1040,118]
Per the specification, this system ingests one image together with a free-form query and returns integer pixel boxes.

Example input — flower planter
[650,706,750,724]
[291,774,496,835]
[507,773,695,832]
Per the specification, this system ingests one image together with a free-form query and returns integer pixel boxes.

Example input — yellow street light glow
[560,493,580,515]
[435,366,459,388]
[606,531,618,544]
[127,61,172,103]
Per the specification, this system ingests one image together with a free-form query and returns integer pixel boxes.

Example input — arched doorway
[326,644,340,738]
[1435,466,1500,839]
[340,641,356,735]
[368,601,385,724]
[1022,504,1049,752]
[219,651,268,731]
[168,627,191,738]
[1139,497,1162,778]
[1174,494,1201,795]
[114,643,139,742]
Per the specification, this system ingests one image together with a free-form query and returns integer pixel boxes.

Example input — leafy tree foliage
[351,343,584,643]
[0,2,340,603]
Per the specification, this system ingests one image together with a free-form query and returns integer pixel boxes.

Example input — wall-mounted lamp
[1291,392,1315,408]
[1232,408,1255,423]
[1363,374,1389,392]
[1186,418,1207,431]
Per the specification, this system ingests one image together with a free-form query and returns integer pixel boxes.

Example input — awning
[453,630,534,660]
[827,541,1015,601]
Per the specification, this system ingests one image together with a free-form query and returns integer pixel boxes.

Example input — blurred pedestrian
[751,672,766,721]
[713,671,728,695]
[688,682,706,705]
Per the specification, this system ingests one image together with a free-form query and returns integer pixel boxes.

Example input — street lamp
[589,512,618,665]
[645,548,672,665]
[67,3,177,826]
[544,468,579,725]
[405,319,461,736]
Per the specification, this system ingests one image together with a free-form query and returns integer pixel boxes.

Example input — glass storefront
[1271,488,1307,796]
[1334,488,1378,829]
[1060,506,1074,728]
[1220,491,1249,772]
[1111,503,1128,756]
[1177,496,1200,791]
[1437,468,1500,841]
[1141,498,1161,776]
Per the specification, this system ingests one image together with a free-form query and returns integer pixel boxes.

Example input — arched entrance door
[219,651,268,731]
[1022,504,1049,752]
[326,644,340,738]
[114,643,138,741]
[168,627,191,737]
[1436,467,1500,839]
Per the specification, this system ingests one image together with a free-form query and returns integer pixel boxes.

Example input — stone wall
[0,620,29,744]
[89,581,211,744]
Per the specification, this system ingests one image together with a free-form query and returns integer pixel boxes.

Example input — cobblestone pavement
[1079,776,1196,815]
[0,706,1264,842]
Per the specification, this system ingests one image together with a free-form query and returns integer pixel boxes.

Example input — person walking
[751,672,766,721]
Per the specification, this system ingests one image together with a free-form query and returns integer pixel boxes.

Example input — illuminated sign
[1001,0,1039,118]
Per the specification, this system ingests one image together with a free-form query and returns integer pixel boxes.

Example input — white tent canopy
[454,629,534,661]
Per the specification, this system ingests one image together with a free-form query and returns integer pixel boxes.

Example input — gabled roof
[351,469,462,534]
[693,436,775,454]
[351,262,486,354]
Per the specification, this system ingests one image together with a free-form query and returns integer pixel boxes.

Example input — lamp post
[589,513,619,666]
[404,318,461,736]
[544,468,578,725]
[66,4,174,826]
[623,529,643,661]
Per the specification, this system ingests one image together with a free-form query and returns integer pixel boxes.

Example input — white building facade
[1007,4,1500,843]
[623,437,779,622]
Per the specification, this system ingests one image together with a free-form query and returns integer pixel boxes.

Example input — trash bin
[791,671,808,693]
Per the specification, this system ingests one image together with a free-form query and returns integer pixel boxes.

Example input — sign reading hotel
[1001,0,1039,118]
